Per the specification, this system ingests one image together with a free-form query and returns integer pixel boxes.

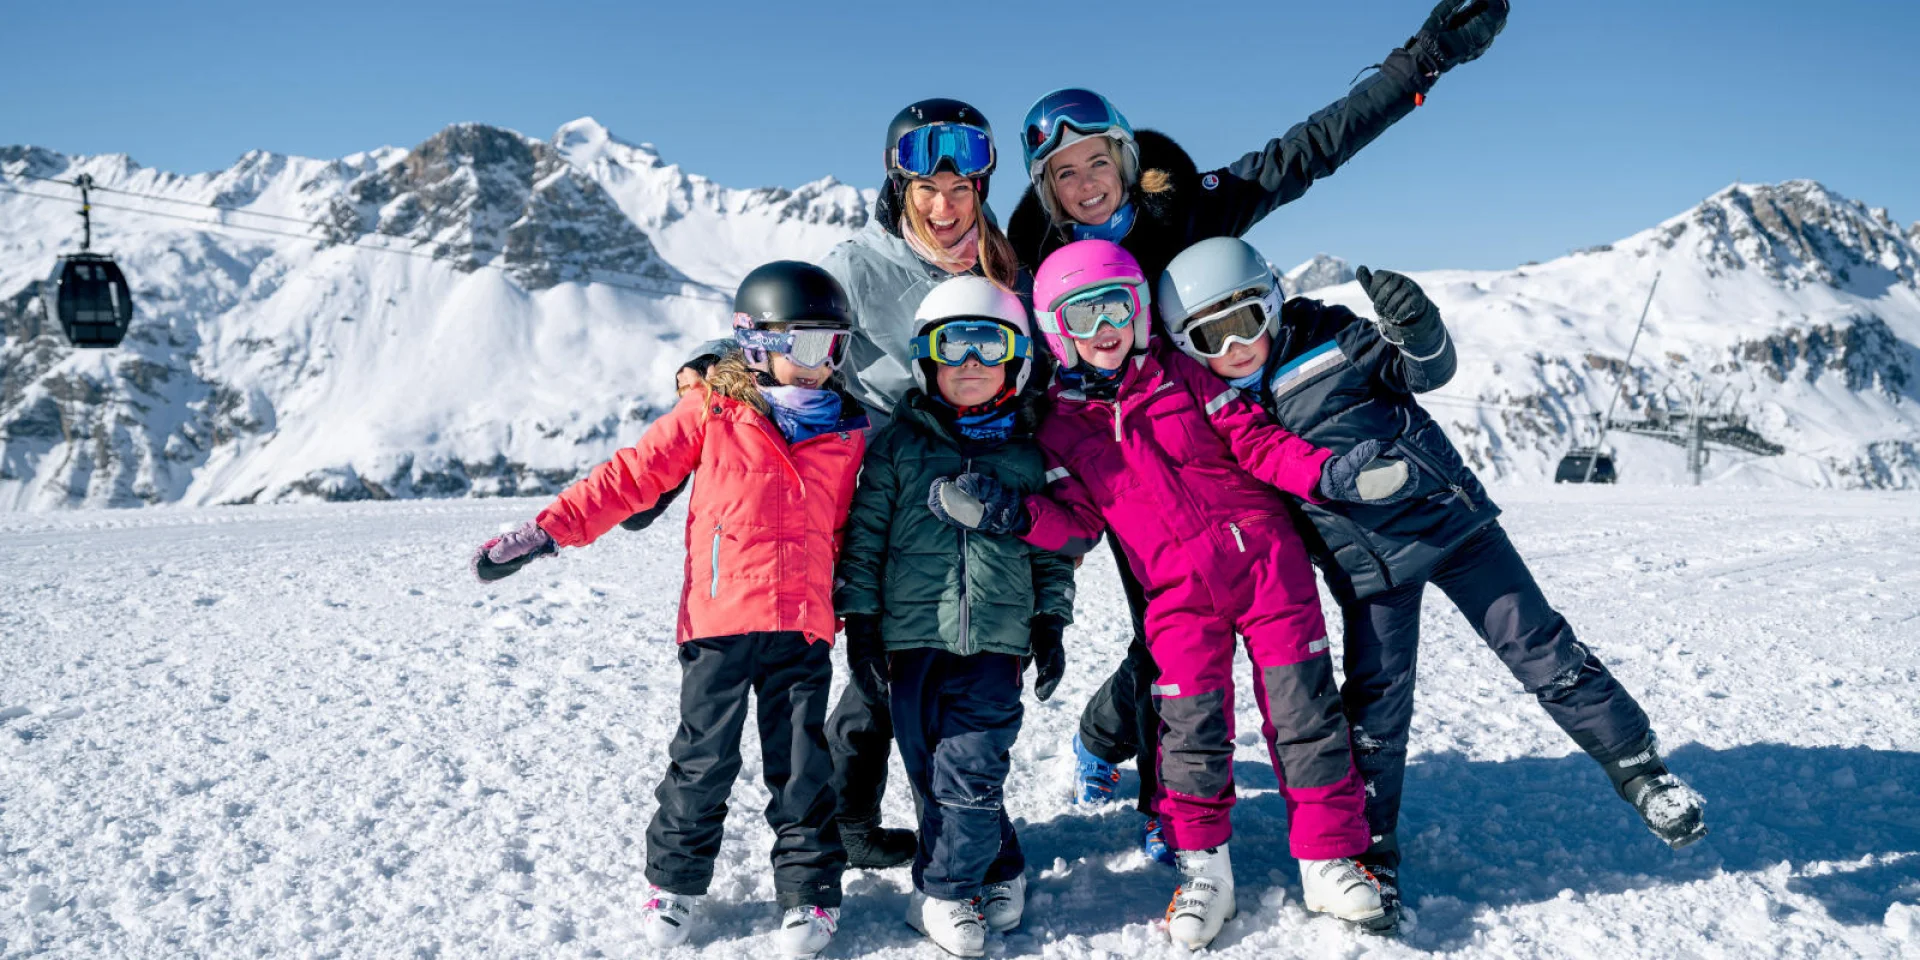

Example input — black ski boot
[1356,833,1402,935]
[840,818,916,870]
[1605,737,1708,849]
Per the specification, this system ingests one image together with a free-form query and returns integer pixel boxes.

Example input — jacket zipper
[1394,434,1477,511]
[709,522,722,597]
[1228,522,1246,553]
[1111,400,1124,441]
[957,456,972,655]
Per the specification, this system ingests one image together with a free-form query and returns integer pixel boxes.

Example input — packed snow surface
[3,488,1918,958]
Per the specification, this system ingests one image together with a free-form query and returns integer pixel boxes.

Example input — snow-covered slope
[3,490,1917,956]
[3,119,1916,508]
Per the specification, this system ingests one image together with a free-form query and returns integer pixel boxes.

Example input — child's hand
[1318,440,1416,504]
[1028,616,1067,702]
[927,474,1028,536]
[472,520,558,583]
[1356,267,1440,346]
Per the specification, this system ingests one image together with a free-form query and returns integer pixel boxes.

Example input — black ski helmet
[884,97,995,200]
[732,261,854,331]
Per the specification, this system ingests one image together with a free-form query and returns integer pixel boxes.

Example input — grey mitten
[1319,440,1416,504]
[927,473,1028,536]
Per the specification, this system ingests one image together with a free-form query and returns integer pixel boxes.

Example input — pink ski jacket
[1024,342,1333,614]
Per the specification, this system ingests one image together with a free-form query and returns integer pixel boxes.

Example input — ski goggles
[1181,298,1274,358]
[1022,89,1133,169]
[889,123,996,179]
[911,320,1032,368]
[1049,282,1143,339]
[733,324,853,369]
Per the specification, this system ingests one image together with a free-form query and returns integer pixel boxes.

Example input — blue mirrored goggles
[910,320,1031,367]
[734,325,852,369]
[890,123,996,179]
[1021,88,1133,169]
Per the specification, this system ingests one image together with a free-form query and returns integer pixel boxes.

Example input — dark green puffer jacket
[835,390,1076,656]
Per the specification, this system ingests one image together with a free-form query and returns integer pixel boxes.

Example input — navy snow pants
[645,631,846,908]
[890,648,1027,901]
[1329,521,1655,840]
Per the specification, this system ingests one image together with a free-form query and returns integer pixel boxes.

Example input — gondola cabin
[1554,448,1617,484]
[43,252,134,348]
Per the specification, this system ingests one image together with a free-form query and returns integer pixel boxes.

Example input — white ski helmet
[1157,236,1284,362]
[910,275,1036,394]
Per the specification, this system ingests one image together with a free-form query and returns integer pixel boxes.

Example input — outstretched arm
[537,390,708,547]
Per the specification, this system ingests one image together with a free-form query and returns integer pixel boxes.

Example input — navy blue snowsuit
[1247,295,1656,842]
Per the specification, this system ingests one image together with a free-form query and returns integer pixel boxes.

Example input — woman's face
[769,351,830,389]
[1047,137,1125,225]
[908,172,979,248]
[934,357,1006,408]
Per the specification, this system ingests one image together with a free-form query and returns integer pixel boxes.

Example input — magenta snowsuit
[1022,342,1370,859]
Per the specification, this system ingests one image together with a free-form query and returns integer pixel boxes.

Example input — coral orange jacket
[536,384,867,644]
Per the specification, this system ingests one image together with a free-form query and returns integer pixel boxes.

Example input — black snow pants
[890,648,1027,901]
[826,676,895,829]
[1076,535,1164,815]
[1330,521,1655,840]
[644,631,846,908]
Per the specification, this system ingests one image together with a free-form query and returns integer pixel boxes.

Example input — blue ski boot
[1071,733,1122,805]
[1139,816,1176,865]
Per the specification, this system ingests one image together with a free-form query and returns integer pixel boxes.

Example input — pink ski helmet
[1032,239,1152,368]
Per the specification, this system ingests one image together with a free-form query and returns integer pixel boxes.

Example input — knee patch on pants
[1155,689,1232,799]
[1260,659,1357,790]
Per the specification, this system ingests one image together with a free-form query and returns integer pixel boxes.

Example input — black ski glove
[1318,439,1416,505]
[1356,266,1446,357]
[843,614,889,703]
[1406,0,1509,79]
[928,474,1029,536]
[619,476,690,532]
[1028,615,1067,702]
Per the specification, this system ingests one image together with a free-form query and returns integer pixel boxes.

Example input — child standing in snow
[929,240,1408,948]
[833,276,1076,958]
[1155,236,1710,928]
[469,261,869,958]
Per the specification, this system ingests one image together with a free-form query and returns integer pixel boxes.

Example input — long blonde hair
[702,354,770,416]
[901,181,1020,289]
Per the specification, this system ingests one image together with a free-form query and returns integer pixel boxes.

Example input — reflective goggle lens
[736,327,851,368]
[913,321,1030,367]
[1185,302,1270,357]
[1056,284,1139,337]
[1023,90,1126,160]
[893,124,995,178]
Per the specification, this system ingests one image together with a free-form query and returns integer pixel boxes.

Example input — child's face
[1072,321,1132,372]
[935,358,1006,408]
[769,352,830,388]
[1206,333,1271,380]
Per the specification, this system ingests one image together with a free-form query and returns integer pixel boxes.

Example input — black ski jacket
[1253,296,1498,599]
[1008,50,1430,280]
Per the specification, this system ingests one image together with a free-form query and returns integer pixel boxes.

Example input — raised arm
[1195,0,1509,238]
[1350,267,1456,394]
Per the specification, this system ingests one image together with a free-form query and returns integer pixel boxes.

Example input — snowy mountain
[0,120,870,509]
[3,120,1917,508]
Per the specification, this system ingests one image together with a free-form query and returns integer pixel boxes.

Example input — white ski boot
[772,905,840,957]
[981,872,1026,932]
[1166,844,1237,949]
[1300,858,1390,930]
[639,887,698,948]
[906,889,988,957]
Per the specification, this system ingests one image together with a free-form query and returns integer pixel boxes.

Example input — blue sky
[4,0,1915,272]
